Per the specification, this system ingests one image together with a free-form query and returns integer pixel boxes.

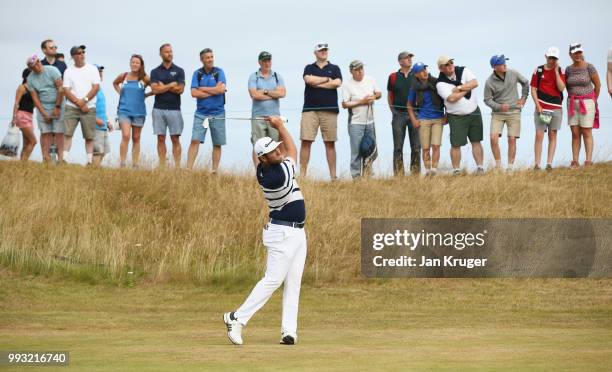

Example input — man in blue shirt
[300,42,342,179]
[150,43,185,168]
[248,51,286,166]
[407,62,446,176]
[186,48,227,171]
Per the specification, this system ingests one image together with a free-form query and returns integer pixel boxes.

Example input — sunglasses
[48,46,58,50]
[316,44,328,50]
[444,61,454,67]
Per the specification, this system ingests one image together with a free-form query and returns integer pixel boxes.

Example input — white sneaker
[223,312,243,345]
[280,332,297,345]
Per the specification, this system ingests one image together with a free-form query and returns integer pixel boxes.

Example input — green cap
[258,51,272,61]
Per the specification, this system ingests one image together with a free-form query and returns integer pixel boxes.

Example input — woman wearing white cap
[530,47,566,170]
[565,43,601,168]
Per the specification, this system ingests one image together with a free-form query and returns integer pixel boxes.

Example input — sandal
[570,161,579,169]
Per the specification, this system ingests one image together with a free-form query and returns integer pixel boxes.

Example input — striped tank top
[257,157,306,223]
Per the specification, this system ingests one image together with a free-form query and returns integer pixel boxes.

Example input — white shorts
[568,99,595,128]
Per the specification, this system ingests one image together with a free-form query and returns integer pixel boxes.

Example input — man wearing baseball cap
[530,46,566,170]
[387,51,421,175]
[435,55,485,175]
[224,116,307,346]
[341,60,382,179]
[300,42,342,179]
[62,45,100,164]
[407,62,446,176]
[483,54,529,171]
[248,51,286,166]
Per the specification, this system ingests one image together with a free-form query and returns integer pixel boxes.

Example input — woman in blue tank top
[113,54,152,167]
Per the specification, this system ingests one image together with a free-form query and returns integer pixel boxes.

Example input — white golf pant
[234,223,307,335]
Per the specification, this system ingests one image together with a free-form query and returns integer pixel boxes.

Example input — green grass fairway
[1,269,611,371]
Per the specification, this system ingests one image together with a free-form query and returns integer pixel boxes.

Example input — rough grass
[0,161,610,285]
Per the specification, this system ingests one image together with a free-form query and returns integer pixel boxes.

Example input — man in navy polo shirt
[187,48,227,172]
[40,39,67,77]
[150,43,185,168]
[300,42,342,179]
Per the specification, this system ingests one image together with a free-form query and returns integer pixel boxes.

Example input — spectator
[26,55,65,162]
[435,55,485,175]
[113,54,150,168]
[248,51,286,166]
[530,47,566,171]
[407,62,446,176]
[341,60,382,179]
[62,45,100,164]
[483,54,529,171]
[388,51,421,176]
[150,43,185,168]
[607,46,612,98]
[93,65,112,166]
[565,43,601,167]
[11,67,37,161]
[187,48,227,171]
[40,39,67,77]
[300,42,342,179]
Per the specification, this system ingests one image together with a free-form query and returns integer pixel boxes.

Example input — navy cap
[490,54,509,67]
[412,62,428,73]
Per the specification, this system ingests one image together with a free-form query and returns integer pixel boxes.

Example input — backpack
[388,71,400,105]
[536,65,563,101]
[197,67,226,104]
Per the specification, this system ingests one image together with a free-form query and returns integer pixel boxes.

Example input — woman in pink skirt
[11,68,38,160]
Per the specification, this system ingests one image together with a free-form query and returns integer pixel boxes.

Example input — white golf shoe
[280,332,297,345]
[223,312,243,345]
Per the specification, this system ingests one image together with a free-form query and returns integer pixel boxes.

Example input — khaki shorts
[418,118,444,149]
[568,98,595,128]
[491,111,521,138]
[300,111,338,142]
[64,105,97,139]
[93,129,110,155]
[251,119,279,144]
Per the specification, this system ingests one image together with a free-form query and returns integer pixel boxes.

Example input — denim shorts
[192,113,226,146]
[118,114,146,127]
[152,108,183,136]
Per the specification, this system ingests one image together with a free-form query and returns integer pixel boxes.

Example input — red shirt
[530,67,566,110]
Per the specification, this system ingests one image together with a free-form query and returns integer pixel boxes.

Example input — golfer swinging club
[224,115,307,346]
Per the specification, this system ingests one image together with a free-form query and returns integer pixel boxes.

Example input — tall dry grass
[0,161,610,285]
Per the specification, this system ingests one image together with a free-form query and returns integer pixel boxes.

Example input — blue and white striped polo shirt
[257,157,305,223]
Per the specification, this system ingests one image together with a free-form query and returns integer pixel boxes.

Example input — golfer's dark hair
[159,43,172,52]
[41,39,53,50]
[199,48,213,57]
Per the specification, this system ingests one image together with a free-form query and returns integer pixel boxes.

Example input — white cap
[545,46,560,59]
[569,42,584,54]
[314,42,329,51]
[437,55,453,67]
[254,136,282,157]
